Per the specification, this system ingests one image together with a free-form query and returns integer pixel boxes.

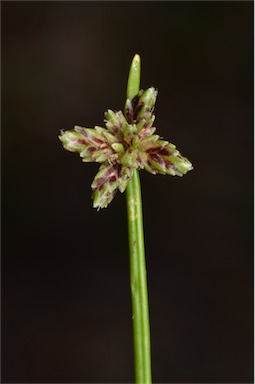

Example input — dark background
[2,1,253,383]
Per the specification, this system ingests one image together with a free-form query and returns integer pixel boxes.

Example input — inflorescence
[59,87,193,209]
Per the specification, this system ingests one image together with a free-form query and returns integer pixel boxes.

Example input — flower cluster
[59,88,193,209]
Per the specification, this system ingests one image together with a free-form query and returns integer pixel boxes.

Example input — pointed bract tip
[133,54,140,63]
[130,54,141,72]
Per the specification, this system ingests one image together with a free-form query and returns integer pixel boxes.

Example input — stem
[126,54,152,384]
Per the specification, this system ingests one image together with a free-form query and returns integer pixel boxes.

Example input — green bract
[59,87,193,209]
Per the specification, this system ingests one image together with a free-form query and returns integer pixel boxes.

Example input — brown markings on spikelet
[109,175,117,184]
[125,100,133,124]
[93,137,104,144]
[147,146,164,154]
[112,126,119,134]
[150,153,162,163]
[142,121,152,130]
[126,93,148,124]
[159,148,172,156]
[86,146,97,153]
[129,95,140,122]
[95,177,105,188]
[164,159,176,173]
[146,159,157,173]
[100,144,110,150]
[95,166,114,189]
[133,103,144,120]
[75,138,89,146]
[99,182,106,191]
[116,163,122,178]
[136,155,142,167]
[75,129,88,138]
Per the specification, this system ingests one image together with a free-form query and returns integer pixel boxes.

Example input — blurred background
[2,1,253,383]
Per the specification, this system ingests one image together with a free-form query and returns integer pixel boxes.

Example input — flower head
[59,88,193,209]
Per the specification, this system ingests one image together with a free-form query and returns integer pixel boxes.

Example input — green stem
[126,54,152,384]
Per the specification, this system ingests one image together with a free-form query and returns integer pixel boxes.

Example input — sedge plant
[59,54,193,383]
